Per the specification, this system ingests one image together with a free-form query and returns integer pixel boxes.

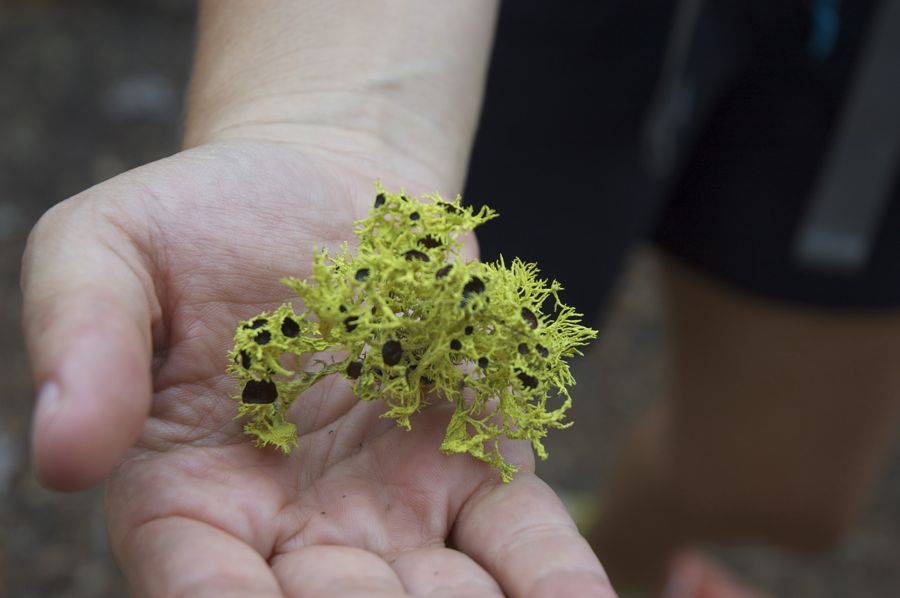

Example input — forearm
[184,0,499,188]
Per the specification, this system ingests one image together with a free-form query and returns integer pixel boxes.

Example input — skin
[22,3,615,594]
[589,255,900,592]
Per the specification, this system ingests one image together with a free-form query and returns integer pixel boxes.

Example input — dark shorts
[465,0,900,323]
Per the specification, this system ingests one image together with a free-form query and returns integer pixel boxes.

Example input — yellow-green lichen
[227,183,597,482]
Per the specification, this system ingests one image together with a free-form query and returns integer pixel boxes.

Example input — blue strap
[793,0,900,272]
[808,0,842,62]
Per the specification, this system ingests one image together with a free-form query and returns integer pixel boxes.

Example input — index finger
[451,474,617,598]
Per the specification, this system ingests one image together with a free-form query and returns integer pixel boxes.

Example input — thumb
[22,197,157,490]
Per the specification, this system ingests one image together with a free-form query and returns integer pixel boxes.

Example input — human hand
[22,140,615,597]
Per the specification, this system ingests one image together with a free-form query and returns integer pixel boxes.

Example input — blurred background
[1,1,899,596]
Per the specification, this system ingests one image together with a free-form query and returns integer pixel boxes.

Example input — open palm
[22,140,613,597]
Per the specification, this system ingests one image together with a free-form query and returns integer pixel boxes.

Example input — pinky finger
[452,474,617,598]
[390,546,503,597]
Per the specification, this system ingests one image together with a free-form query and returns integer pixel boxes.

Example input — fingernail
[34,381,63,428]
[31,382,63,481]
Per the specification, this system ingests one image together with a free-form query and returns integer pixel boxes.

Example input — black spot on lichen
[344,315,360,332]
[516,370,538,389]
[255,330,271,345]
[463,277,485,297]
[478,356,489,369]
[435,265,453,279]
[346,360,363,379]
[403,249,430,262]
[521,308,538,329]
[240,350,252,369]
[419,235,442,249]
[339,305,347,313]
[242,379,278,404]
[382,340,403,366]
[374,193,386,208]
[450,339,462,351]
[536,344,549,358]
[355,268,370,282]
[464,325,474,335]
[461,277,486,308]
[409,211,420,221]
[244,317,267,330]
[518,343,529,355]
[281,317,300,338]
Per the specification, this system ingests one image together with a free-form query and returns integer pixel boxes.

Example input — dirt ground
[2,2,899,596]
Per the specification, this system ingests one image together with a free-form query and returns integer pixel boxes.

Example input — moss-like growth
[227,183,597,481]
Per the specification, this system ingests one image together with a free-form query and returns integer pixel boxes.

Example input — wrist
[182,0,499,192]
[183,91,466,192]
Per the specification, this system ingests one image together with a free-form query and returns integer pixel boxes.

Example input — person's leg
[589,253,900,591]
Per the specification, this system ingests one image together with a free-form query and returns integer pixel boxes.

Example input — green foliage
[227,183,597,481]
